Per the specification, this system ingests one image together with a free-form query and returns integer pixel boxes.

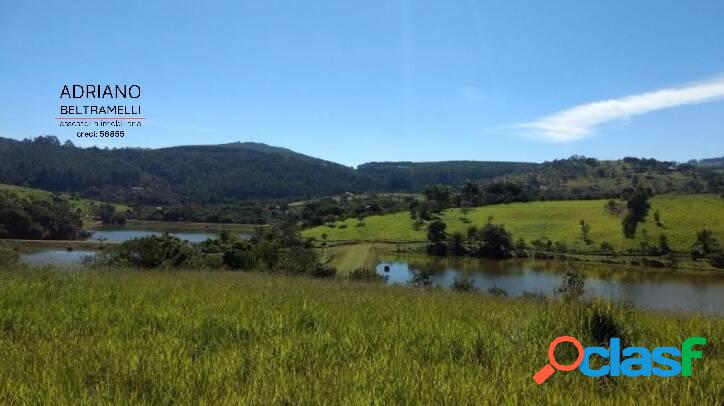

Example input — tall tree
[426,220,448,256]
[622,187,650,238]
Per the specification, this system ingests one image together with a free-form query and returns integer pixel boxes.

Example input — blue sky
[1,0,723,166]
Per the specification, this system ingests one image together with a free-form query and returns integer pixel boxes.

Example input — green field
[304,194,724,252]
[323,242,381,273]
[0,268,720,404]
[0,183,130,218]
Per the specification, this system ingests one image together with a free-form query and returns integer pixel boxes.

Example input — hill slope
[0,183,129,216]
[303,194,724,252]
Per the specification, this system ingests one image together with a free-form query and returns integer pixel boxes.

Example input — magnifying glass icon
[533,336,584,384]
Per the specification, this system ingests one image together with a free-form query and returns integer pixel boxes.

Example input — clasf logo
[533,336,707,384]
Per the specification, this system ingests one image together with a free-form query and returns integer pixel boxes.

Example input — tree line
[95,221,336,277]
[0,190,87,240]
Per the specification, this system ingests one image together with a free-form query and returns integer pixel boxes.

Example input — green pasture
[304,194,724,252]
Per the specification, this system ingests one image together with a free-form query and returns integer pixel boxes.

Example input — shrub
[349,267,383,282]
[530,239,548,251]
[223,249,257,270]
[580,219,592,245]
[448,232,467,256]
[0,243,19,266]
[308,264,336,278]
[277,246,320,275]
[553,241,568,253]
[584,300,624,346]
[451,277,477,292]
[409,269,434,288]
[521,290,547,302]
[112,234,196,268]
[658,234,672,255]
[472,221,513,259]
[599,241,616,255]
[514,238,528,250]
[185,254,225,270]
[0,192,86,240]
[253,240,281,269]
[691,229,720,260]
[426,220,448,256]
[640,257,666,267]
[487,285,508,297]
[710,254,724,269]
[555,265,585,303]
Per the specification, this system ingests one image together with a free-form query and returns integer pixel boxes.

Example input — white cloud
[519,75,724,142]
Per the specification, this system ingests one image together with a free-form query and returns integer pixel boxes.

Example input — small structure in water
[383,265,390,272]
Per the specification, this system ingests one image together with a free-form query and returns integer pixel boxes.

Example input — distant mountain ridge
[0,137,533,204]
[1,136,720,205]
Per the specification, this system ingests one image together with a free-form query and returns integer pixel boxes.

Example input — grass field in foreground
[304,194,724,252]
[0,269,721,404]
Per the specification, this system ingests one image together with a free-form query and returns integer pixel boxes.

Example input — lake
[376,256,724,315]
[18,246,724,314]
[20,250,97,266]
[85,225,252,243]
[19,225,253,265]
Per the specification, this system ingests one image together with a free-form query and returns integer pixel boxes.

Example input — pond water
[18,247,724,314]
[376,256,724,315]
[19,225,253,265]
[84,226,251,243]
[20,250,97,266]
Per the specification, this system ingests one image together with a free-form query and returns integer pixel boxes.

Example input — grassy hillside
[0,183,129,218]
[323,242,380,272]
[304,194,724,252]
[0,269,720,404]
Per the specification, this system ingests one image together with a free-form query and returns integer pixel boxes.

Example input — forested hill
[0,137,374,204]
[495,156,724,200]
[0,137,532,204]
[357,161,537,191]
[3,136,718,205]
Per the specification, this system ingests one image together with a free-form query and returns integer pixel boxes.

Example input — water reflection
[85,226,251,243]
[376,256,724,314]
[20,250,96,266]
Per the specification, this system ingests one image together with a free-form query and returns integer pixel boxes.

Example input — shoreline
[85,219,263,232]
[322,240,723,274]
[3,239,117,251]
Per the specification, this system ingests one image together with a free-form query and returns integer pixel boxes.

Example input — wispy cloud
[518,75,724,142]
